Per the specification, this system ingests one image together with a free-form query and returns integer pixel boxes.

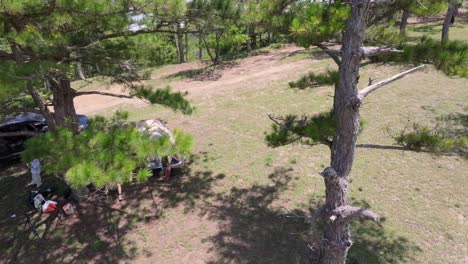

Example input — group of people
[28,155,181,202]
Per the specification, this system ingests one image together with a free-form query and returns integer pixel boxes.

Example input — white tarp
[136,119,175,144]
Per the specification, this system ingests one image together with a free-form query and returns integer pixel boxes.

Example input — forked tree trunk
[319,0,370,263]
[400,7,410,35]
[441,2,457,42]
[48,77,78,131]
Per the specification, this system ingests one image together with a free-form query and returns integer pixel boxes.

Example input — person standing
[30,159,42,187]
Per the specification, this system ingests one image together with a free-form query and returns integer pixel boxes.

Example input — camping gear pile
[28,189,58,213]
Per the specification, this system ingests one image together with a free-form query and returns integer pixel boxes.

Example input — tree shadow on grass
[281,48,335,62]
[202,167,311,263]
[347,200,422,264]
[202,167,421,264]
[0,154,223,263]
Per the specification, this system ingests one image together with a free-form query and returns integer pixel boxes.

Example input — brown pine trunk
[441,2,457,42]
[185,33,189,62]
[246,25,252,53]
[176,24,185,64]
[400,8,410,35]
[198,34,203,60]
[319,0,369,263]
[48,77,78,131]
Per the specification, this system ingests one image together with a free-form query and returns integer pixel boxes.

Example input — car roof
[0,112,45,128]
[0,113,88,128]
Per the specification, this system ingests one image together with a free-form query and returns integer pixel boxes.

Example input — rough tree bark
[48,77,78,131]
[400,7,410,35]
[441,2,457,42]
[314,1,427,263]
[319,0,372,262]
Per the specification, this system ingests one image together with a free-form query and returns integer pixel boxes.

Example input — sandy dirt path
[74,46,313,115]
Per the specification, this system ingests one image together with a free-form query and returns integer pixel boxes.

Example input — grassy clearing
[118,63,466,263]
[406,16,468,43]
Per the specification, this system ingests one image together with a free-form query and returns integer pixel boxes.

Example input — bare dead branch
[99,28,198,41]
[74,91,133,99]
[330,205,380,222]
[267,114,283,126]
[358,65,426,100]
[360,46,403,57]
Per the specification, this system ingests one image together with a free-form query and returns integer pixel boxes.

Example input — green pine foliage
[376,37,468,77]
[366,24,405,46]
[265,111,336,148]
[290,2,349,47]
[289,69,339,89]
[132,85,194,115]
[22,112,193,188]
[395,123,467,155]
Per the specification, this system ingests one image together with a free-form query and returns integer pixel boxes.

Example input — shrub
[366,24,405,46]
[395,123,467,155]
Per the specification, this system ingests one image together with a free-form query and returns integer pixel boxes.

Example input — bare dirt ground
[74,46,311,115]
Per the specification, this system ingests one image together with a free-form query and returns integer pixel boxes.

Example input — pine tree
[0,0,193,132]
[266,1,466,263]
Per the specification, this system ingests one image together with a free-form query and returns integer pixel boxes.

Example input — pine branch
[329,205,380,222]
[359,46,403,57]
[74,91,133,99]
[316,43,341,66]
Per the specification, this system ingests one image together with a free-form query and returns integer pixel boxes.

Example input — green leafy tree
[0,0,193,132]
[189,0,243,64]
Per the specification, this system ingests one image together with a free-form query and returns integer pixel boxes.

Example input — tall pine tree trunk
[400,7,410,35]
[48,77,78,131]
[319,0,369,262]
[185,33,189,62]
[198,33,203,60]
[251,27,257,50]
[441,2,457,42]
[246,25,252,53]
[176,23,185,64]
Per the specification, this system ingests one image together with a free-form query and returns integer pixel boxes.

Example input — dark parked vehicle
[0,112,88,160]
